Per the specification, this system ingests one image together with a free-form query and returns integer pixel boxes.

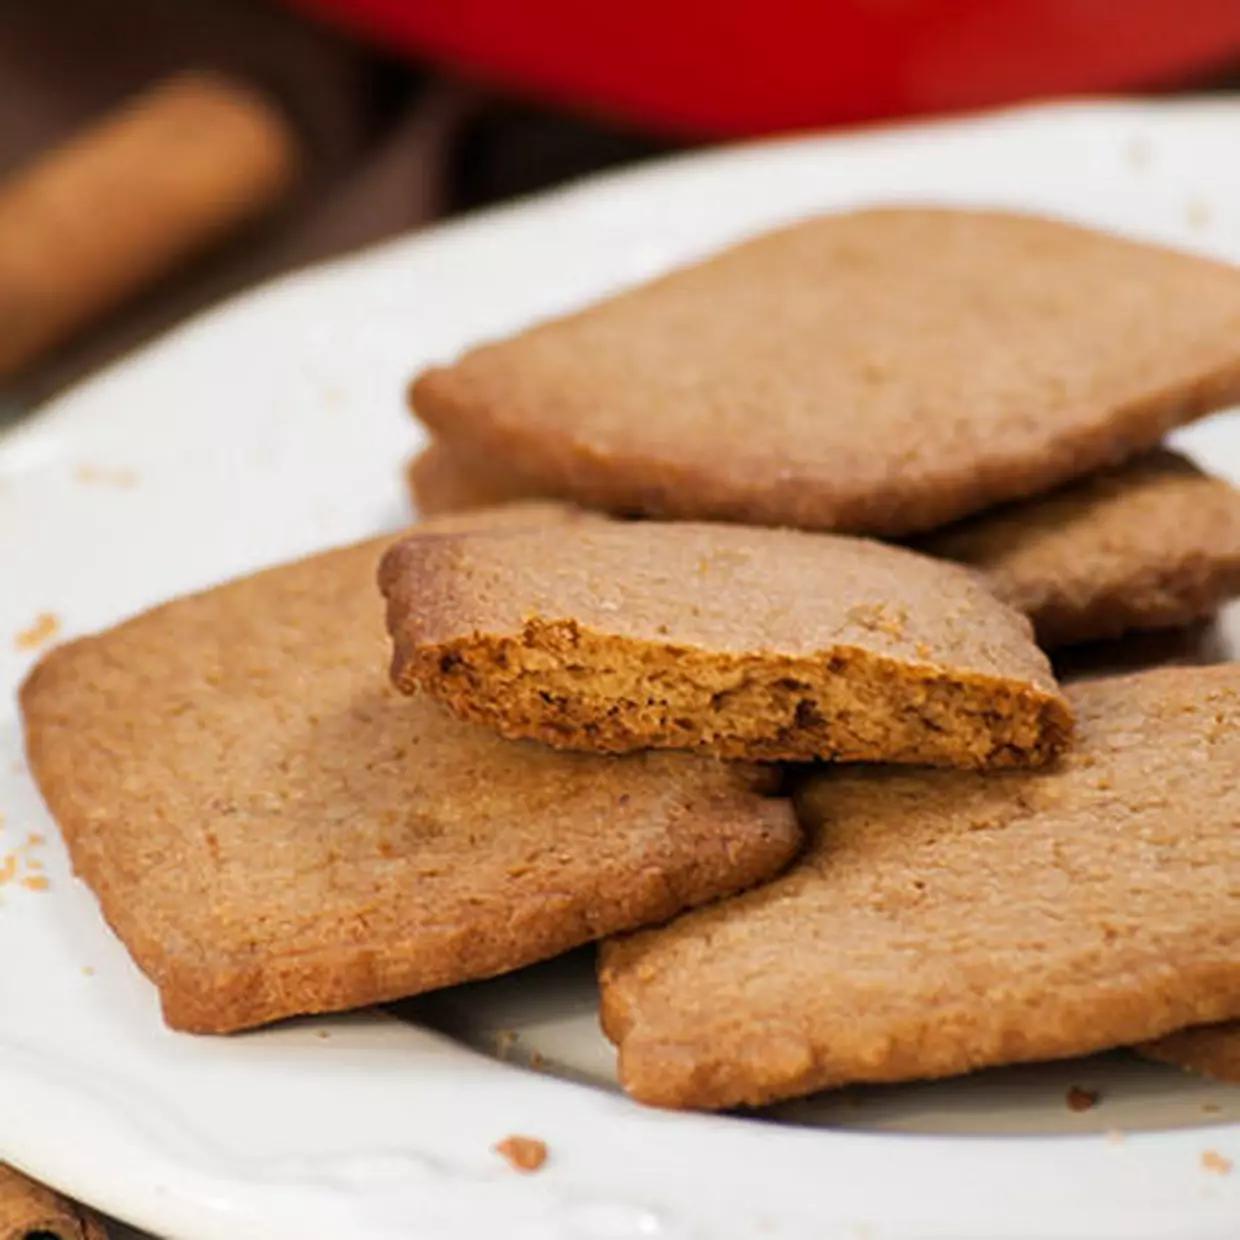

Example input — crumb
[315,1030,331,1039]
[846,602,906,638]
[1202,1102,1222,1115]
[15,612,60,652]
[1186,200,1212,231]
[1106,1129,1125,1145]
[696,548,749,575]
[81,966,95,977]
[1126,134,1152,171]
[1202,1149,1232,1175]
[494,1135,547,1173]
[26,832,44,847]
[1067,1086,1099,1112]
[528,1050,545,1070]
[494,1029,518,1060]
[74,464,139,488]
[0,836,49,889]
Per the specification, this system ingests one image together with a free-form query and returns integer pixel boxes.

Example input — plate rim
[3,94,1239,1240]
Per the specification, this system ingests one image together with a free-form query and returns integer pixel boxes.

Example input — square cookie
[381,517,1071,766]
[599,667,1240,1110]
[21,536,798,1033]
[921,449,1240,647]
[412,209,1240,535]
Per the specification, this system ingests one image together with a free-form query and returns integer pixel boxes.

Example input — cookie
[921,449,1240,647]
[409,443,1240,650]
[411,208,1240,536]
[20,537,798,1034]
[411,496,590,536]
[411,444,1240,650]
[408,440,543,515]
[412,442,1240,650]
[381,517,1071,766]
[598,666,1240,1110]
[1139,1024,1240,1083]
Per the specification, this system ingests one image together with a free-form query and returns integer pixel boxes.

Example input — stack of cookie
[21,208,1240,1110]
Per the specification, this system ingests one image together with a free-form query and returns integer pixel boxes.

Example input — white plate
[2,99,1240,1240]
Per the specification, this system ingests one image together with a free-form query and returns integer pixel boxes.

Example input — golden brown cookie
[20,537,798,1034]
[598,666,1240,1111]
[411,443,1240,649]
[411,496,589,536]
[381,517,1071,766]
[921,449,1240,647]
[1139,1024,1240,1083]
[408,440,545,515]
[411,209,1240,536]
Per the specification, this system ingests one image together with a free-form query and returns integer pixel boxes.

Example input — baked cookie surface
[921,449,1240,647]
[598,666,1240,1110]
[408,440,545,516]
[1139,1024,1240,1083]
[381,518,1071,766]
[412,209,1240,536]
[410,443,1240,650]
[21,536,798,1034]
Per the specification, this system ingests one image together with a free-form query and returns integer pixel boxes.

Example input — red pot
[288,0,1240,137]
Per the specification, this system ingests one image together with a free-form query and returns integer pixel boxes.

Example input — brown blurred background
[4,0,1238,418]
[0,0,668,415]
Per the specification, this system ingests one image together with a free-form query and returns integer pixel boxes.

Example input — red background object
[289,0,1240,137]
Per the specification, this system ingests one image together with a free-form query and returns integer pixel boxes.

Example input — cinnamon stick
[0,1163,108,1240]
[0,70,300,378]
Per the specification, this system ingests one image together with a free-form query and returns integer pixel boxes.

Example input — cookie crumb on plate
[1201,1149,1232,1175]
[15,612,60,651]
[74,464,140,488]
[494,1135,547,1173]
[1066,1086,1099,1112]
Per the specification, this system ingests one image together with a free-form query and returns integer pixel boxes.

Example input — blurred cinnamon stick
[0,1163,108,1240]
[0,70,300,378]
